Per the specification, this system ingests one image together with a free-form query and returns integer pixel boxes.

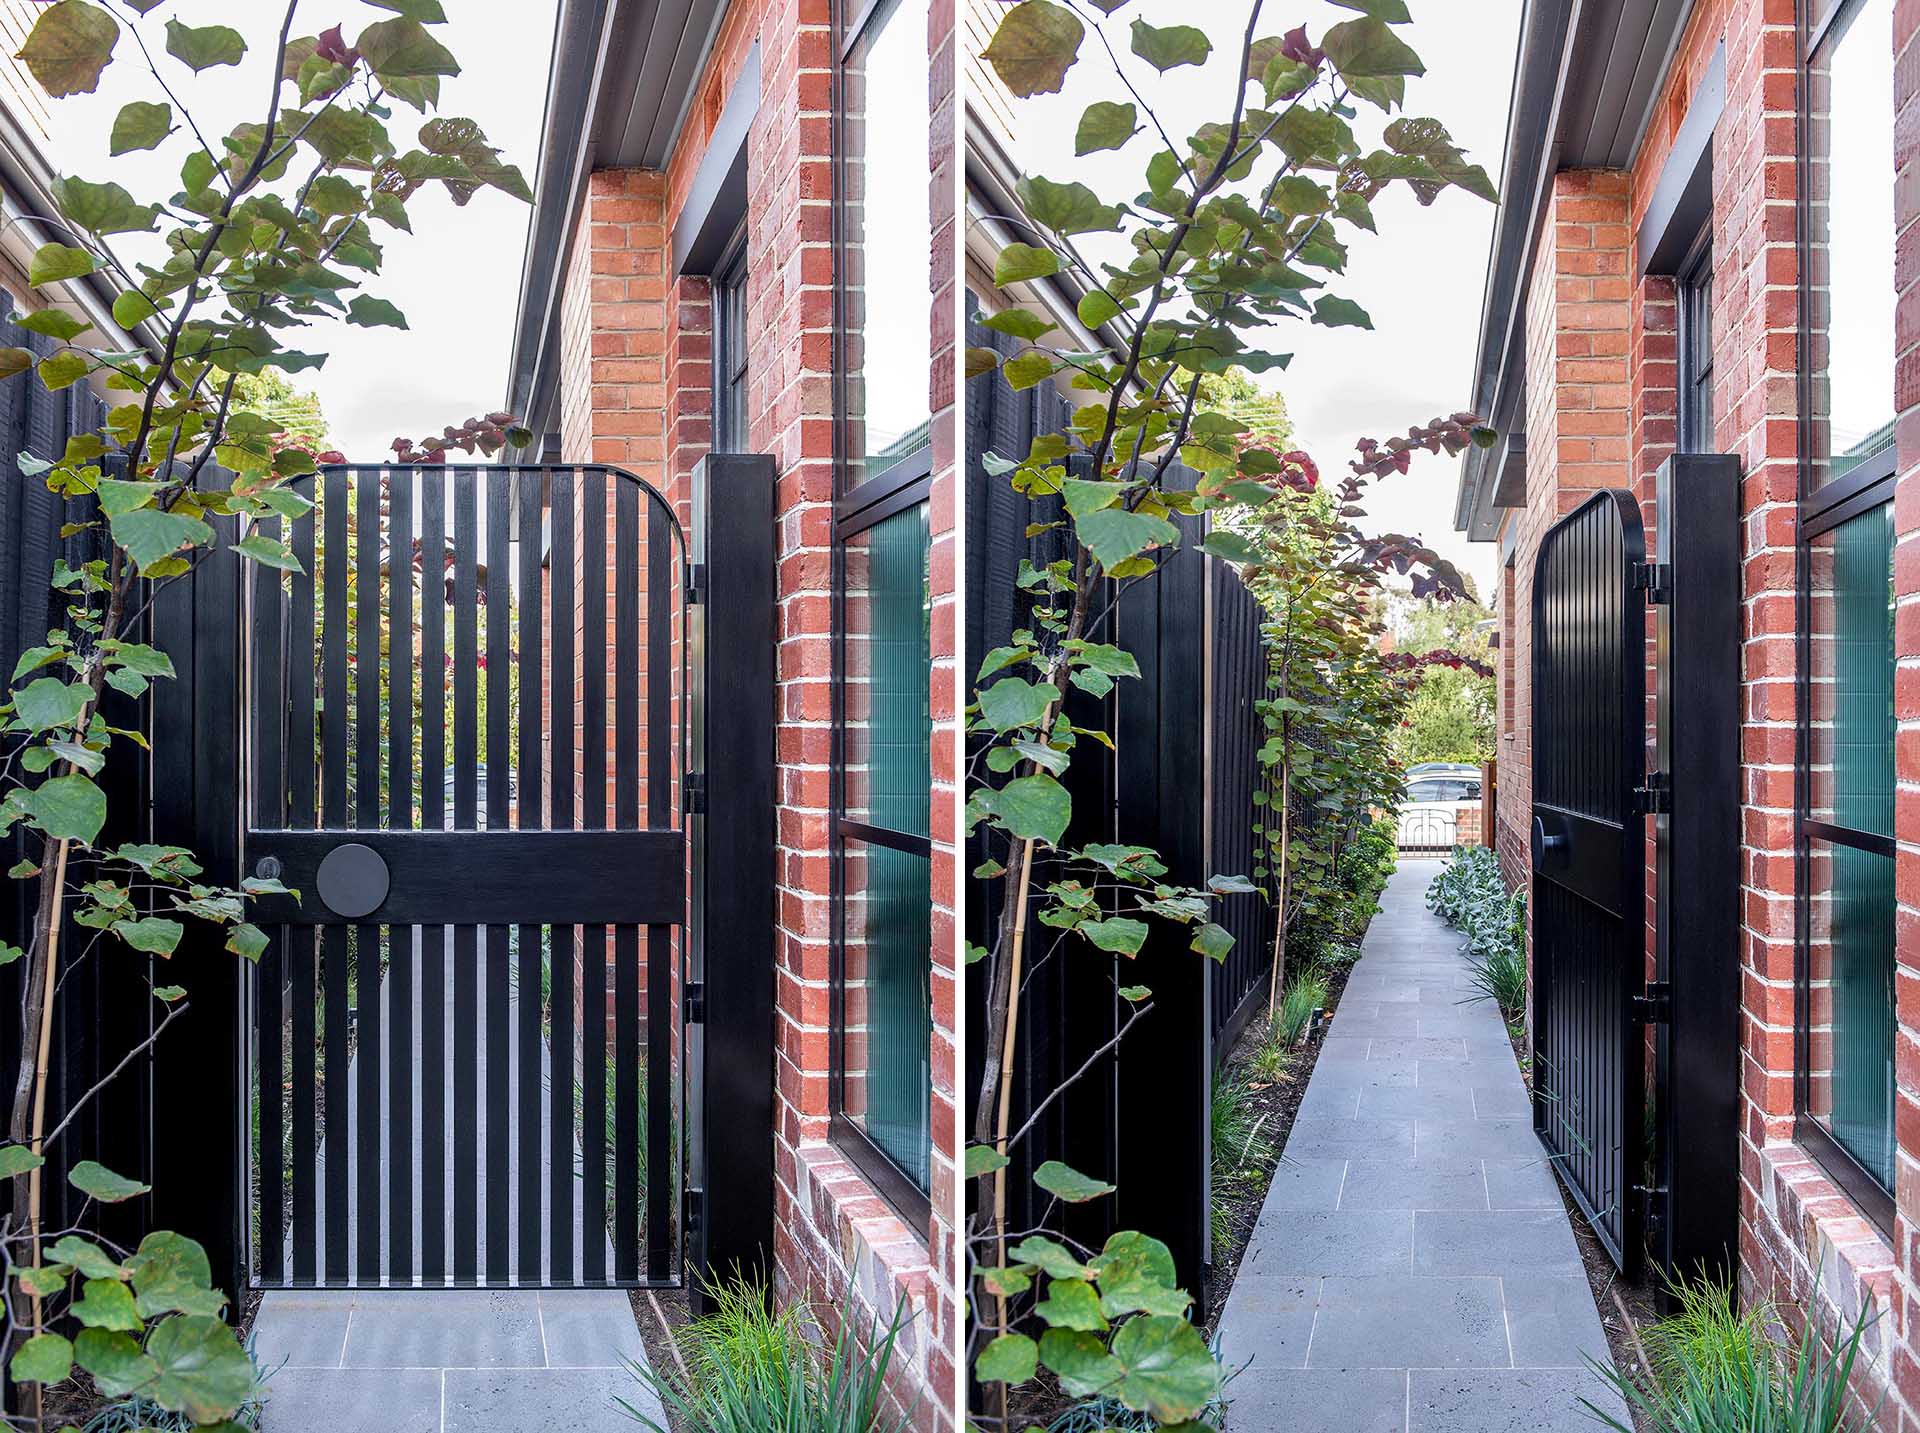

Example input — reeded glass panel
[841,837,932,1191]
[1807,504,1893,836]
[1808,0,1895,488]
[843,503,932,837]
[1806,838,1895,1190]
[840,0,933,489]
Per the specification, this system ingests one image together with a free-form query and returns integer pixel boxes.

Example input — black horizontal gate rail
[1529,488,1646,1274]
[246,463,689,1290]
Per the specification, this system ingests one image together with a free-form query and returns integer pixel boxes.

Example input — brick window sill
[790,1140,935,1392]
[1755,1141,1896,1371]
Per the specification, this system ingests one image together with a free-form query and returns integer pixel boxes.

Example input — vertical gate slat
[388,466,416,1282]
[355,467,384,1283]
[548,470,577,1283]
[452,471,480,1283]
[581,469,608,1283]
[485,469,513,1284]
[289,500,318,1285]
[419,469,448,1284]
[254,514,286,1284]
[645,497,672,1282]
[321,471,351,1284]
[613,477,641,1282]
[516,469,545,1281]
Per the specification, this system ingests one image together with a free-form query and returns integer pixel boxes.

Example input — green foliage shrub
[1586,1270,1881,1433]
[1426,846,1527,1023]
[620,1276,912,1432]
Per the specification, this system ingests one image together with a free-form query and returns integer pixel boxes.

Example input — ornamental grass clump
[1585,1270,1881,1432]
[620,1275,912,1433]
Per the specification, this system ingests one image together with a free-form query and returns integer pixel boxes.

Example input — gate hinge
[684,1186,706,1247]
[1633,1182,1670,1234]
[1632,981,1672,1025]
[683,771,707,815]
[1632,561,1671,605]
[686,981,706,1023]
[1632,770,1671,815]
[686,562,708,605]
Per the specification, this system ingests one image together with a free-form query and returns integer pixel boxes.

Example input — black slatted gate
[245,464,688,1289]
[1529,489,1647,1274]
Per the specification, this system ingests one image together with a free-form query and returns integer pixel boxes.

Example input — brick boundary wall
[551,0,955,1423]
[1493,0,1919,1421]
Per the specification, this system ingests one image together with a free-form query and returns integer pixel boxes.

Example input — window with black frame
[712,226,749,453]
[830,0,933,1219]
[1797,0,1897,1230]
[1677,237,1714,454]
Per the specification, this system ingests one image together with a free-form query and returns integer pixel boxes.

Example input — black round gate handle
[1531,814,1568,869]
[314,842,390,920]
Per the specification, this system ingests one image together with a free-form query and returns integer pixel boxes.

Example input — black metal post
[690,452,775,1311]
[149,468,246,1307]
[1652,452,1741,1288]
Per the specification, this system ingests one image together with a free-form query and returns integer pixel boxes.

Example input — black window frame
[712,224,750,454]
[1793,0,1898,1238]
[1677,231,1715,455]
[827,0,935,1228]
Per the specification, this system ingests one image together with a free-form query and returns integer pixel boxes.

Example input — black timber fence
[0,293,158,1260]
[964,304,1277,1317]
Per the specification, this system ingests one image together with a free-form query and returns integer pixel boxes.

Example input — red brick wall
[1494,0,1918,1419]
[550,0,955,1422]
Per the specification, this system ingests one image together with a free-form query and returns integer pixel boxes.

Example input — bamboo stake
[989,833,1036,1431]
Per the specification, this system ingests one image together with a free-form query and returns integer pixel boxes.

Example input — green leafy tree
[0,4,529,1426]
[1390,593,1495,764]
[966,2,1495,1426]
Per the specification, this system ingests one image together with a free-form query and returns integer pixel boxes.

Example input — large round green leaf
[1108,1314,1220,1422]
[145,1315,254,1423]
[974,1332,1037,1385]
[70,1276,142,1331]
[10,1331,73,1384]
[22,773,106,845]
[73,1327,156,1398]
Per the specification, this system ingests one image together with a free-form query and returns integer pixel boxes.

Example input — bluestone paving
[256,1287,665,1432]
[1218,860,1628,1430]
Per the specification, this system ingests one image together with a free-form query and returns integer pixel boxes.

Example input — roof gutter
[0,100,166,361]
[504,0,620,438]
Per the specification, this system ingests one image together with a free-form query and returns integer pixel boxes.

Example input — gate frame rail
[150,456,775,1312]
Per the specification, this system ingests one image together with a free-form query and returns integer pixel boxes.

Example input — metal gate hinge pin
[1632,561,1671,604]
[1631,982,1672,1025]
[686,981,706,1023]
[1633,771,1671,816]
[683,771,707,815]
[686,562,708,605]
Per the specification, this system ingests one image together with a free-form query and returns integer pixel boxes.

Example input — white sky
[38,0,559,462]
[992,0,1522,598]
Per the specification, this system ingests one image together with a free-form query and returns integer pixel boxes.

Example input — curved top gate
[1528,488,1647,1273]
[244,464,689,1290]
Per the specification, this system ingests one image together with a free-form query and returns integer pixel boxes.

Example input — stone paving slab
[1218,860,1629,1430]
[255,1287,666,1432]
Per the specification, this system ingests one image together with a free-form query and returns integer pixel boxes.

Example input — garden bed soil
[1203,956,1359,1338]
[630,1285,694,1433]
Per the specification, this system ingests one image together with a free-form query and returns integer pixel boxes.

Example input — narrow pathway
[1217,859,1631,1431]
[254,1287,666,1432]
